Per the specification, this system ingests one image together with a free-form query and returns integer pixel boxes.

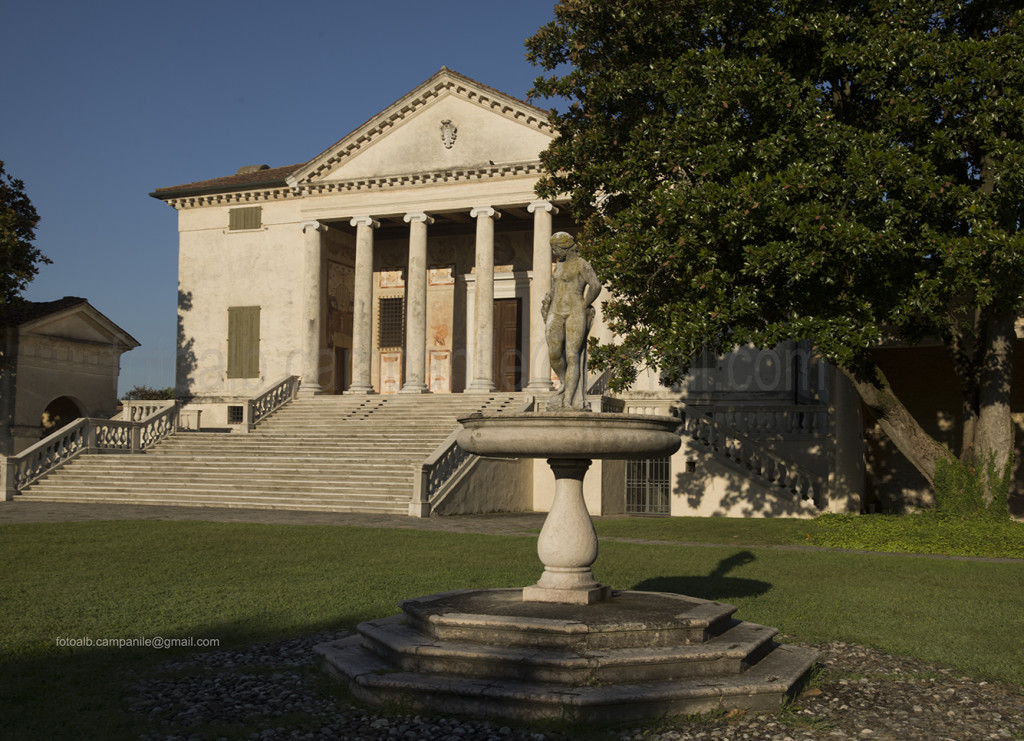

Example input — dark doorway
[41,396,82,437]
[493,298,522,392]
[333,347,350,394]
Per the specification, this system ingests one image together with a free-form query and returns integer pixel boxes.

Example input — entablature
[164,160,547,211]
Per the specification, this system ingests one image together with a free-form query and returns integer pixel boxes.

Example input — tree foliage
[122,385,175,401]
[527,0,1024,487]
[0,161,48,312]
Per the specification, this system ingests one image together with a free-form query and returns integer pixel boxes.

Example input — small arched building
[1,297,139,454]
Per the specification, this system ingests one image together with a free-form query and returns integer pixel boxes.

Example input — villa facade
[151,68,866,518]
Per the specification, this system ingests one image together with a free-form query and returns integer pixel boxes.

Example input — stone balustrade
[688,404,828,438]
[677,404,826,509]
[411,395,535,517]
[2,378,300,500]
[122,399,175,422]
[246,375,301,430]
[3,402,181,498]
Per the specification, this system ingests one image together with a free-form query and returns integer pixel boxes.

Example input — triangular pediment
[21,302,140,349]
[289,68,554,186]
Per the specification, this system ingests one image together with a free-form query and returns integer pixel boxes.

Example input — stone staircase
[18,393,524,514]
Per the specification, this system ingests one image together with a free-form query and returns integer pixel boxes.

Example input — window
[626,457,671,515]
[229,206,262,231]
[378,297,404,349]
[227,306,260,378]
[227,406,244,424]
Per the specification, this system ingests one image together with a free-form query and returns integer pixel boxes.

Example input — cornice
[164,160,547,210]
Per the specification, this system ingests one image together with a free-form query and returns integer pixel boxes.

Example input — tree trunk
[838,364,948,487]
[972,312,1015,501]
[0,324,14,456]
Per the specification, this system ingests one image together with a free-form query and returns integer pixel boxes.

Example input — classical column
[400,212,433,393]
[298,221,326,396]
[468,207,500,392]
[526,200,558,392]
[348,215,379,394]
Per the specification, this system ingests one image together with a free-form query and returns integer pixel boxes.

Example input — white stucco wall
[431,456,533,515]
[176,199,307,412]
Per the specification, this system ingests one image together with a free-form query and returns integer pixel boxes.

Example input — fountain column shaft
[523,458,612,604]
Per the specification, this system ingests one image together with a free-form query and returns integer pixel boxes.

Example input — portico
[298,201,565,398]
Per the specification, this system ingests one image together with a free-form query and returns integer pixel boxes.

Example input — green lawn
[593,511,1024,558]
[1,518,1022,739]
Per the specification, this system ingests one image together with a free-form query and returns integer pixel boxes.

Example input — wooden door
[493,298,522,392]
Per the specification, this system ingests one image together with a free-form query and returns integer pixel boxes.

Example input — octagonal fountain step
[315,588,818,724]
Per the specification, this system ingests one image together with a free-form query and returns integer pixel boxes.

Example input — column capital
[350,215,380,229]
[470,206,501,220]
[403,212,435,225]
[301,220,327,234]
[527,200,559,215]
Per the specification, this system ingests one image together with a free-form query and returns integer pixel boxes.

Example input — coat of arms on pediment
[440,120,457,150]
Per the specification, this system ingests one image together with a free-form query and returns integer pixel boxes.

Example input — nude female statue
[541,232,602,410]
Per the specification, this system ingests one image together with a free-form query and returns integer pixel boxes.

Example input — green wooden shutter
[229,206,262,231]
[227,306,260,378]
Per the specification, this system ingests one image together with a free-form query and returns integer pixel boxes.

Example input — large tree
[527,0,1024,498]
[0,161,48,455]
[0,160,47,313]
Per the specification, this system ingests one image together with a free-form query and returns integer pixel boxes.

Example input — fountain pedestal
[525,458,611,604]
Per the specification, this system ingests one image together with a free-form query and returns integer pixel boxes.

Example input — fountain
[316,234,817,722]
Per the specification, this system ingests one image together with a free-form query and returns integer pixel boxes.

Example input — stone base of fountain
[315,588,818,723]
[316,410,818,720]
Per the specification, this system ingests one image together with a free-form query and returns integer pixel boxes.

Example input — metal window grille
[378,297,404,349]
[227,406,244,424]
[228,206,262,231]
[626,457,671,515]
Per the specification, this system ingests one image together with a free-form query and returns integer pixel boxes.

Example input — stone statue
[541,232,602,410]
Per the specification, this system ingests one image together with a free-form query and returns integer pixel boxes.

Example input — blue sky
[2,0,561,394]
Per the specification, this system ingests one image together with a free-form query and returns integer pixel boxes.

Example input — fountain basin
[456,411,682,605]
[457,411,681,460]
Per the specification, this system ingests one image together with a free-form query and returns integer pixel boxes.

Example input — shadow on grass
[631,550,771,601]
[0,614,357,741]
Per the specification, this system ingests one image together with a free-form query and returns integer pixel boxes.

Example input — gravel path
[125,631,1024,741]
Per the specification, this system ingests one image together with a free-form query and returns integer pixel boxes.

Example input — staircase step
[20,393,527,514]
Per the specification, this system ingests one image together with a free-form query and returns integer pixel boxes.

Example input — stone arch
[40,396,84,436]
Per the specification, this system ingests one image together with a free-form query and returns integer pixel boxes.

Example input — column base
[466,380,496,393]
[297,383,323,397]
[345,386,376,395]
[523,582,612,605]
[523,565,611,604]
[399,383,429,394]
[525,379,554,393]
